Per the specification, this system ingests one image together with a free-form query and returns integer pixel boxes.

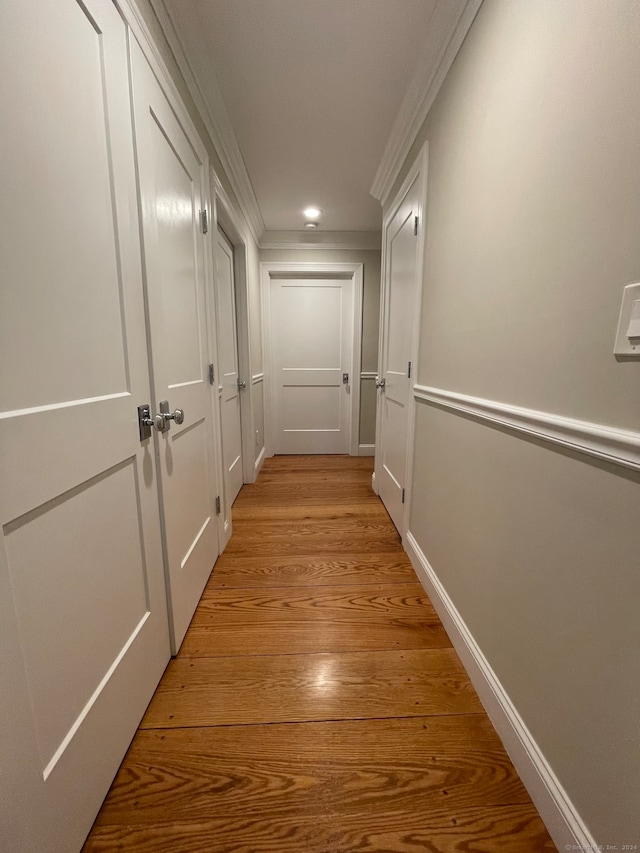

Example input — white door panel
[271,279,354,455]
[215,228,243,504]
[130,39,219,653]
[0,2,170,850]
[377,175,422,532]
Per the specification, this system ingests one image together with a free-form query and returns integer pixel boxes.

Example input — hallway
[83,456,555,852]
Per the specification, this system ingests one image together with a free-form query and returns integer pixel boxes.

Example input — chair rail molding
[414,385,640,472]
[370,0,483,207]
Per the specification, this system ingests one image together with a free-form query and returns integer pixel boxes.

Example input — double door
[0,2,222,850]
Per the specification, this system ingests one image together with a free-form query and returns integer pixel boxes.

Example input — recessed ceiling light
[303,207,321,219]
[304,222,318,230]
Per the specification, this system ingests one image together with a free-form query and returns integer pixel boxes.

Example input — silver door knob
[140,412,172,431]
[164,408,185,424]
[375,377,386,389]
[237,379,246,389]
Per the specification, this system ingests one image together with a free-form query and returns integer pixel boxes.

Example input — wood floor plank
[182,584,450,655]
[229,516,398,536]
[223,535,403,557]
[254,454,374,472]
[181,617,451,656]
[196,583,432,616]
[93,715,531,827]
[207,553,418,588]
[84,804,555,852]
[140,648,481,728]
[234,487,376,506]
[230,503,388,521]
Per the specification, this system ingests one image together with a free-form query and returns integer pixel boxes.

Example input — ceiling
[158,0,470,236]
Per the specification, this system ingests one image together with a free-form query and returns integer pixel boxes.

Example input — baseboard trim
[358,444,375,456]
[254,446,266,479]
[414,385,640,473]
[404,530,597,851]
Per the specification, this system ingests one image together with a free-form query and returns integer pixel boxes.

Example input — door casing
[374,143,429,535]
[214,225,244,504]
[211,172,258,521]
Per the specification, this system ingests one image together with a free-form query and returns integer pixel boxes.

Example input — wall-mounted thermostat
[614,282,640,357]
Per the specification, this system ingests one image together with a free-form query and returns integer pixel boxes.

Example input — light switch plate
[613,282,640,357]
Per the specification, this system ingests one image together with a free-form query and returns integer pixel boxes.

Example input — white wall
[260,248,381,450]
[391,0,640,845]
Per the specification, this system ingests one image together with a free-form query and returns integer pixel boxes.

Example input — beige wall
[391,0,640,844]
[260,248,381,449]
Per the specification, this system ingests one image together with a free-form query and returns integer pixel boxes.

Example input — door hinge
[215,496,221,515]
[414,215,419,236]
[200,209,208,234]
[402,488,406,504]
[407,361,412,379]
[208,363,215,385]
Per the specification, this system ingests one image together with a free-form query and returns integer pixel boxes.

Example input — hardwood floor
[83,456,556,852]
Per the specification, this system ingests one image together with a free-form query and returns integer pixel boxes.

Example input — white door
[271,278,354,454]
[377,174,422,532]
[215,227,244,504]
[130,40,220,653]
[0,2,170,850]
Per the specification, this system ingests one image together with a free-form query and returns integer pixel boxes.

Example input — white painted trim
[404,530,597,851]
[147,0,265,244]
[211,170,257,492]
[371,0,483,206]
[260,231,381,251]
[254,445,266,476]
[371,470,378,494]
[374,142,429,537]
[252,373,265,384]
[414,385,640,473]
[261,262,364,458]
[350,268,364,457]
[360,371,378,380]
[358,444,375,457]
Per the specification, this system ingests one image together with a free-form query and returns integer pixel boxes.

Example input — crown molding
[260,230,381,252]
[148,0,265,244]
[371,0,483,207]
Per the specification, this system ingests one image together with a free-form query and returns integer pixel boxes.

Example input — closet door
[130,39,220,653]
[0,2,171,851]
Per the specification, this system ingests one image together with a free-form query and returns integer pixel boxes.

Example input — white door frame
[261,262,363,457]
[211,173,256,521]
[374,142,429,537]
